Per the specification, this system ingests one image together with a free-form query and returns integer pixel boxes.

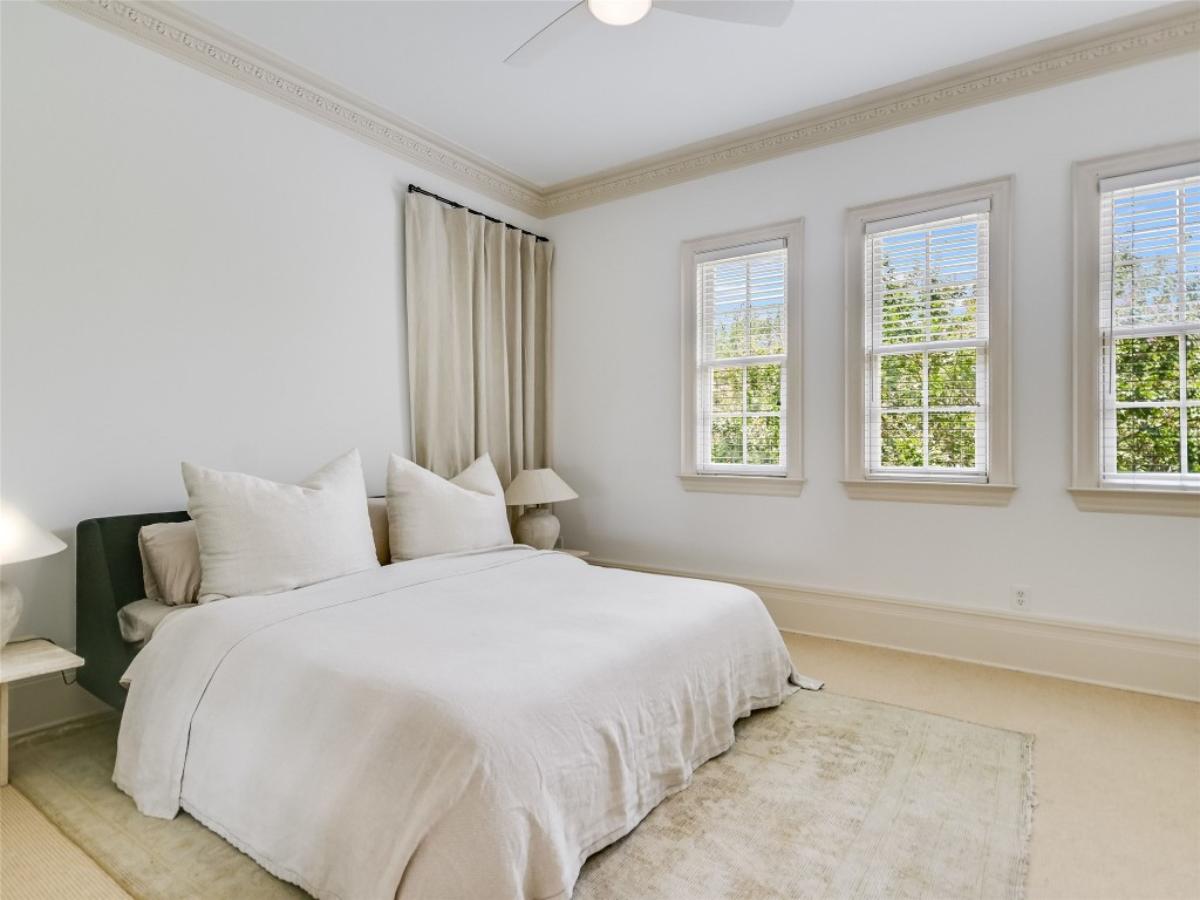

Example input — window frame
[843,177,1015,506]
[679,220,804,496]
[1070,142,1200,517]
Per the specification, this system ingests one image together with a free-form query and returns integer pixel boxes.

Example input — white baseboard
[8,674,113,738]
[591,558,1200,702]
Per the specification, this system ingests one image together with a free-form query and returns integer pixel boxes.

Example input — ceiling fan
[504,0,794,66]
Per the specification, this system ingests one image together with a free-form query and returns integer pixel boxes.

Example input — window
[1100,168,1199,484]
[698,242,787,473]
[680,221,803,494]
[865,206,989,479]
[1071,143,1200,516]
[844,179,1013,505]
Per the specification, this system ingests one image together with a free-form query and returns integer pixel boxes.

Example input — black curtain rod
[407,185,549,243]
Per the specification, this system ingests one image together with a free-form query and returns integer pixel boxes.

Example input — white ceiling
[179,1,1169,187]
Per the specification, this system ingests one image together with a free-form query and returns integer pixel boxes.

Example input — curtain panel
[403,191,553,485]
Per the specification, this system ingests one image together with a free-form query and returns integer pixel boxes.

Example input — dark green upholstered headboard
[76,511,189,710]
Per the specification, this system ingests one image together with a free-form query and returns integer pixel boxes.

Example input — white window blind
[1099,167,1200,487]
[863,205,990,480]
[695,239,788,474]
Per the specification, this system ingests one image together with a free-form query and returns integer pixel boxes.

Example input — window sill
[1068,487,1200,517]
[678,474,805,496]
[842,479,1016,507]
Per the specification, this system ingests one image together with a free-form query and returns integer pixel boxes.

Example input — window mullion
[741,260,750,467]
[868,240,880,474]
[922,350,930,467]
[875,338,985,355]
[703,353,785,369]
[1177,187,1189,476]
[977,345,987,475]
[1100,188,1115,479]
[1181,334,1189,473]
[922,229,932,469]
[741,364,749,465]
[742,259,752,359]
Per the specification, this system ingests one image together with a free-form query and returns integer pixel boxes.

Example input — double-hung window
[865,207,989,478]
[845,179,1013,504]
[680,221,803,494]
[1100,169,1199,485]
[1072,143,1200,515]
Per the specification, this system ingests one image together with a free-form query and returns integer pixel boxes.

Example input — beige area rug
[10,692,1033,900]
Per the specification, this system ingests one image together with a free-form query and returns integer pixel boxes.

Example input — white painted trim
[841,479,1015,507]
[1069,141,1200,509]
[6,675,112,739]
[1100,161,1200,193]
[680,219,804,488]
[591,558,1200,701]
[843,177,1014,496]
[51,1,1200,219]
[678,474,805,496]
[10,710,115,745]
[1068,487,1200,517]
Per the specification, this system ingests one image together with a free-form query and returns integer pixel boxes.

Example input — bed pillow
[138,501,390,591]
[138,521,202,606]
[387,453,512,560]
[183,449,379,602]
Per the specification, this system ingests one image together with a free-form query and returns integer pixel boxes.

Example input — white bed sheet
[116,597,194,644]
[114,547,801,900]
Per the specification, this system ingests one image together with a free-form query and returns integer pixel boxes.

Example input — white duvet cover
[115,548,799,900]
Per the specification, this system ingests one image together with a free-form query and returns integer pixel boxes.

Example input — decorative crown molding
[52,1,1200,221]
[538,2,1200,216]
[51,0,550,217]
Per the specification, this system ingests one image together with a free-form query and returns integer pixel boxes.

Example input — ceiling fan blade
[656,0,793,27]
[504,1,591,66]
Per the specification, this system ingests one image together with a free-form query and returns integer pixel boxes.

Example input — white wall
[0,3,543,731]
[549,53,1200,638]
[3,5,1197,736]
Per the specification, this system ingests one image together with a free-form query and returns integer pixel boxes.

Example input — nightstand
[0,639,84,785]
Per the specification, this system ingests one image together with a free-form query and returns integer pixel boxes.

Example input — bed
[76,510,191,710]
[76,512,804,900]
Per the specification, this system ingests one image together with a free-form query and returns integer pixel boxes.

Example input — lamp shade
[504,469,578,506]
[0,506,67,566]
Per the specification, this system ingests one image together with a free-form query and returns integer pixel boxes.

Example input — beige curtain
[403,191,553,485]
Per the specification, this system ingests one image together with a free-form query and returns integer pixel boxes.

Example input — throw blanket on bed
[115,548,799,900]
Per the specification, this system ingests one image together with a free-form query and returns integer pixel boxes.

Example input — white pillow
[182,450,379,602]
[387,453,512,560]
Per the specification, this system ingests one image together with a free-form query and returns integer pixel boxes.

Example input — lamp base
[0,581,24,648]
[513,507,561,551]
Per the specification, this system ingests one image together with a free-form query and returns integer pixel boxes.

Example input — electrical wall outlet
[1011,584,1031,610]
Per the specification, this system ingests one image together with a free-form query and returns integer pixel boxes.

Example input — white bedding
[115,548,801,900]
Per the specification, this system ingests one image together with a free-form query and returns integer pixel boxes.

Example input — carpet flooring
[9,689,1032,899]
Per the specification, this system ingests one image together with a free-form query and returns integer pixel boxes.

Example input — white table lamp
[0,506,67,647]
[504,469,578,550]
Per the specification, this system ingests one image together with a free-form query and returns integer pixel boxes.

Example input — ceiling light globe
[587,0,652,27]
